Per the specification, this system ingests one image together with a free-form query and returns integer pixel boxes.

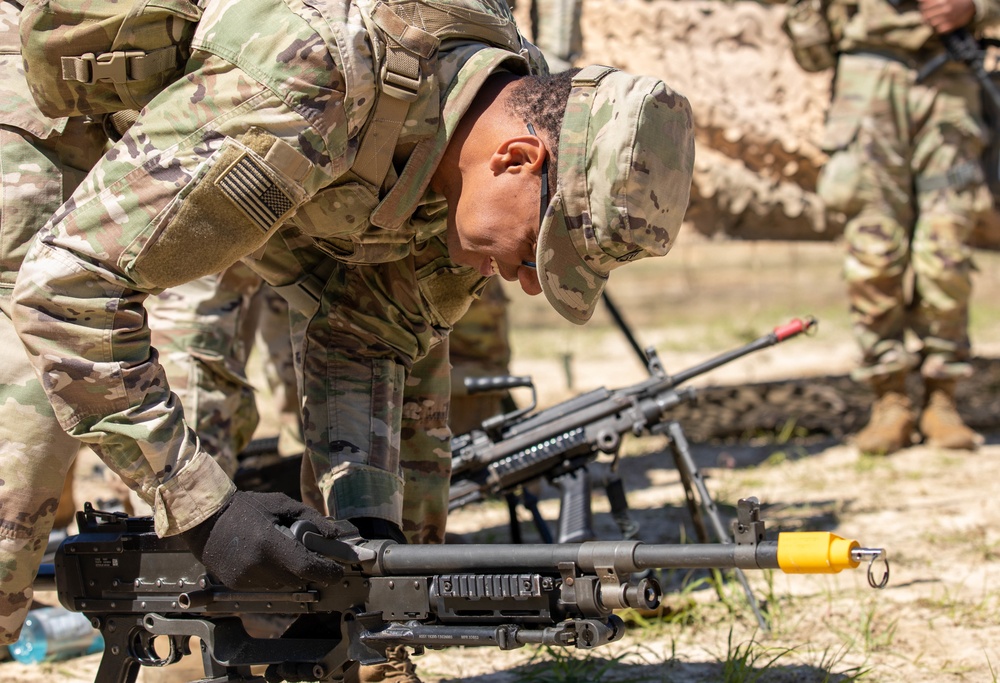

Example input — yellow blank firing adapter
[777,532,861,574]
[776,531,891,588]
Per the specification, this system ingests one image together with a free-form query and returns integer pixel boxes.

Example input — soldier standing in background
[448,278,516,437]
[526,0,584,72]
[786,0,997,454]
[251,284,306,458]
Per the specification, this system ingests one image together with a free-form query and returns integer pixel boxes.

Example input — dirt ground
[3,239,1000,683]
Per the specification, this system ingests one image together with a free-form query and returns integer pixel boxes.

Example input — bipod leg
[504,492,523,544]
[660,421,769,631]
[519,487,555,544]
[589,462,640,541]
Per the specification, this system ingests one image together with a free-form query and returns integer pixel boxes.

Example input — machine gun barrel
[667,317,814,386]
[954,31,1000,106]
[335,532,872,578]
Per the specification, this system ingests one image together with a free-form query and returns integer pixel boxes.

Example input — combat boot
[918,379,982,451]
[854,373,916,456]
[357,646,422,682]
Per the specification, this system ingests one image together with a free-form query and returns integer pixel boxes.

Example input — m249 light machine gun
[883,0,1000,200]
[449,316,818,548]
[448,315,817,629]
[37,499,889,683]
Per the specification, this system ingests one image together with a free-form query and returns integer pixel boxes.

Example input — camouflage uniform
[0,7,107,641]
[10,0,693,650]
[0,4,263,643]
[509,0,583,72]
[251,284,304,457]
[809,0,998,450]
[448,277,514,437]
[149,262,264,478]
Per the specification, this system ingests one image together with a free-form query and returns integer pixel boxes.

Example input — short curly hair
[506,68,580,190]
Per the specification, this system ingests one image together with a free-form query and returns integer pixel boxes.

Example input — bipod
[603,290,769,630]
[653,420,769,631]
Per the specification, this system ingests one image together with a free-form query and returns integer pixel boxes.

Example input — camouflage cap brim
[536,189,607,324]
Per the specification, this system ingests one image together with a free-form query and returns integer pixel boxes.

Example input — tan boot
[918,379,982,451]
[854,373,916,456]
[357,646,422,683]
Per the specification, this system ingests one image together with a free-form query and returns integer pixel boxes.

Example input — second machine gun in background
[882,0,1000,200]
[449,315,817,544]
[449,314,817,628]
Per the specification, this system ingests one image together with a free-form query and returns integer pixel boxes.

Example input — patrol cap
[537,65,695,324]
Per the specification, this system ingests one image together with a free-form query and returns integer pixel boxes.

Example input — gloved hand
[179,491,345,591]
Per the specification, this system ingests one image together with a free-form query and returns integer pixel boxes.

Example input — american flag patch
[217,154,294,232]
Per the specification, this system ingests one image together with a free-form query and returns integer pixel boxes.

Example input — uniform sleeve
[11,42,355,536]
[974,0,1000,25]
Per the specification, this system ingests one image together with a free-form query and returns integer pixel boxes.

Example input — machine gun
[448,312,817,629]
[449,315,817,545]
[931,29,1000,201]
[36,499,888,683]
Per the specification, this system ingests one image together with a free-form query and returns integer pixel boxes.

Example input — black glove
[179,491,345,591]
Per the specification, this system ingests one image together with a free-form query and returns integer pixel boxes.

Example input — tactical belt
[843,47,947,74]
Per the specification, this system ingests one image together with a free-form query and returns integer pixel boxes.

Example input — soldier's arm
[11,5,361,537]
[972,0,1000,24]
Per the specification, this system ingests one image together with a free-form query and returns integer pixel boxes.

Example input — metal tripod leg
[659,420,769,630]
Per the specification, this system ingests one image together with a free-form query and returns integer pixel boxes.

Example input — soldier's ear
[488,135,547,175]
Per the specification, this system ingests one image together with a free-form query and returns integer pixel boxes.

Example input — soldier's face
[445,164,543,297]
[446,205,542,297]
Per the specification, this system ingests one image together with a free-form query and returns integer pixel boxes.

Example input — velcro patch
[217,154,294,232]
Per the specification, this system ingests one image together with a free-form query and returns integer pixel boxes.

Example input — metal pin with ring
[851,547,890,589]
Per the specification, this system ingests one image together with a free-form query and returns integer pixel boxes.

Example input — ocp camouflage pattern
[811,0,999,381]
[11,0,531,541]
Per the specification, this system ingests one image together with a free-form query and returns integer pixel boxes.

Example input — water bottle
[9,607,104,664]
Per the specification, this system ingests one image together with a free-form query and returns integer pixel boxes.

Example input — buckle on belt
[78,51,145,84]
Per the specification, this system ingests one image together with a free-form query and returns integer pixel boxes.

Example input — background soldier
[786,0,998,453]
[448,278,516,436]
[509,0,584,72]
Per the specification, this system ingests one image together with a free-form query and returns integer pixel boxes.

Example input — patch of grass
[924,525,1000,562]
[516,643,654,683]
[852,453,891,474]
[915,585,1000,627]
[620,574,718,631]
[826,597,899,656]
[807,643,871,682]
[718,628,795,683]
